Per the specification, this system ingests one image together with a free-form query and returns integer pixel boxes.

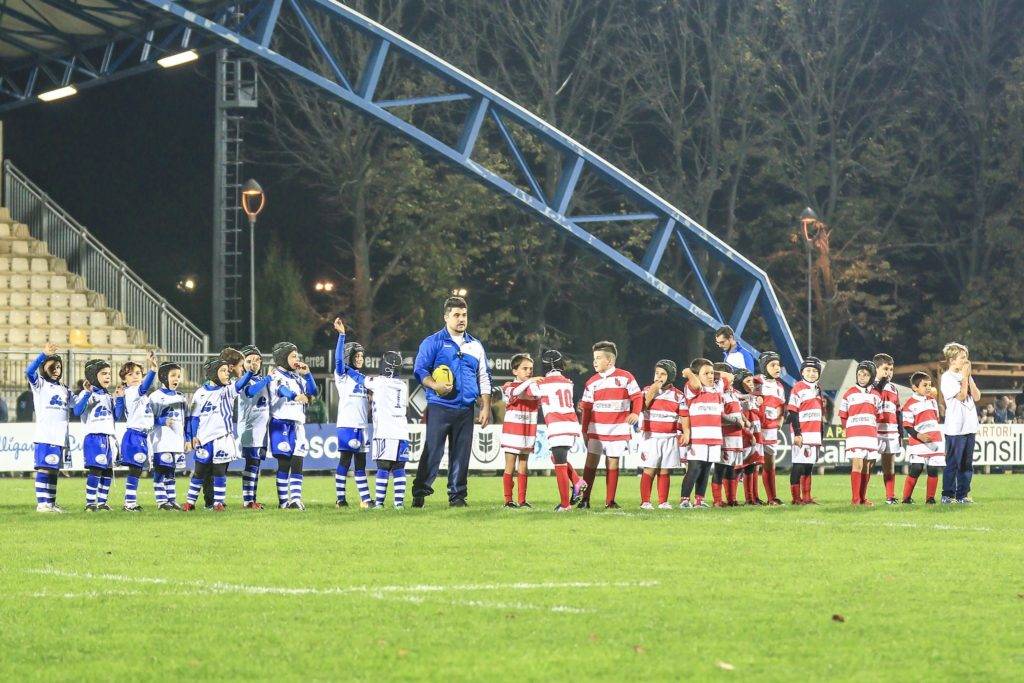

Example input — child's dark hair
[690,358,713,373]
[592,341,618,357]
[713,362,733,373]
[220,347,244,366]
[510,353,533,370]
[910,371,931,387]
[119,361,141,382]
[873,353,894,366]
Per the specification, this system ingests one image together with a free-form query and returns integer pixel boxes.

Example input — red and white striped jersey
[524,372,582,449]
[874,380,900,437]
[787,380,824,446]
[721,386,745,452]
[580,367,643,442]
[640,384,686,439]
[740,394,762,447]
[756,376,786,446]
[839,386,882,452]
[500,380,539,452]
[683,382,724,446]
[902,394,944,458]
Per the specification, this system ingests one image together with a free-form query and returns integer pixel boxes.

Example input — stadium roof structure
[0,0,806,382]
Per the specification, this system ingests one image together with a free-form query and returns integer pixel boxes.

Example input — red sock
[791,483,802,503]
[743,475,753,503]
[582,465,597,502]
[640,472,653,504]
[554,464,570,507]
[517,473,528,505]
[850,471,862,503]
[860,469,871,501]
[765,467,777,500]
[884,472,895,499]
[903,476,918,500]
[731,478,740,503]
[749,468,761,501]
[657,473,670,505]
[606,468,619,505]
[502,473,513,503]
[711,482,723,504]
[926,475,938,499]
[801,475,812,501]
[566,463,581,485]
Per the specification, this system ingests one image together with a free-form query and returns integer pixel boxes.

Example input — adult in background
[940,342,981,504]
[714,325,756,372]
[412,296,491,508]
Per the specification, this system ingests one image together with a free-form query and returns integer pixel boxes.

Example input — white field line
[601,509,992,533]
[27,569,656,614]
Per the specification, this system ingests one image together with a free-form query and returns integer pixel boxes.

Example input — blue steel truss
[0,0,804,381]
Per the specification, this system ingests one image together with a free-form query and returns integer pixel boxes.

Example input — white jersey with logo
[191,381,242,446]
[150,388,187,454]
[124,377,155,432]
[270,368,309,423]
[334,368,369,429]
[77,389,117,436]
[237,378,271,448]
[29,374,70,447]
[365,375,409,441]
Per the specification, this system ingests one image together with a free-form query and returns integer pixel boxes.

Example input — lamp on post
[241,179,265,344]
[799,207,824,357]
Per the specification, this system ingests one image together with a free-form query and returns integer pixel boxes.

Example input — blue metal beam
[490,108,546,204]
[572,213,659,224]
[0,0,803,382]
[730,279,761,339]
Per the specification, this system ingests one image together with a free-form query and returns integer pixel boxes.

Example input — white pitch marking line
[28,570,652,614]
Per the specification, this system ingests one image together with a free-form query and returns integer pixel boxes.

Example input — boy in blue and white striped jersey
[368,351,410,509]
[332,317,372,508]
[74,358,125,511]
[150,361,188,510]
[269,341,318,510]
[26,343,71,513]
[237,345,273,509]
[118,352,158,511]
[182,357,254,511]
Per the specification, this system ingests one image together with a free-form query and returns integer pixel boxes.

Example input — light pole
[241,179,265,344]
[799,207,823,357]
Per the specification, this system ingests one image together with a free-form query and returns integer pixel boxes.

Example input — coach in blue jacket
[412,296,492,508]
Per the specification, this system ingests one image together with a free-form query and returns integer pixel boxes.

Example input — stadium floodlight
[38,86,77,102]
[241,179,265,345]
[314,280,336,293]
[157,50,200,68]
[451,287,468,297]
[177,276,197,293]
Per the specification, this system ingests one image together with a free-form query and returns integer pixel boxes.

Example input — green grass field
[1,474,1022,681]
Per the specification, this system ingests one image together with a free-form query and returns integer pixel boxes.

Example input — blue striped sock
[355,470,370,503]
[85,473,99,506]
[213,476,227,505]
[97,475,112,505]
[186,476,203,504]
[335,463,349,502]
[276,471,289,506]
[124,475,140,505]
[164,476,177,504]
[374,469,389,507]
[289,473,304,503]
[242,459,260,503]
[393,469,406,508]
[45,473,57,505]
[34,471,49,505]
[153,472,166,505]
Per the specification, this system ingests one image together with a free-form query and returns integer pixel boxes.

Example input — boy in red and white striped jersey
[638,360,688,510]
[787,356,825,504]
[900,372,944,504]
[734,369,765,505]
[713,363,746,507]
[872,353,902,504]
[579,341,643,509]
[839,360,883,505]
[756,351,786,505]
[678,358,728,508]
[523,350,584,511]
[500,353,539,508]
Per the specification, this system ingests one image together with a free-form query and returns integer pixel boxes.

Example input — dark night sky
[1,57,317,335]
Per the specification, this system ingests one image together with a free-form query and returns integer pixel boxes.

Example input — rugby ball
[432,365,454,388]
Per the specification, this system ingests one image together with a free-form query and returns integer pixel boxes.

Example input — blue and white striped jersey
[150,388,187,454]
[77,389,117,436]
[124,371,156,432]
[365,375,408,440]
[191,381,243,445]
[237,375,272,448]
[269,368,313,423]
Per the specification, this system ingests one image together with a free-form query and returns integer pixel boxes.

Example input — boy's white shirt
[940,369,978,436]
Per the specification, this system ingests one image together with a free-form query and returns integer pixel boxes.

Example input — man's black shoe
[449,499,467,508]
[412,496,425,508]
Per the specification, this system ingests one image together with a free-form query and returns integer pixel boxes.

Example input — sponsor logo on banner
[473,430,501,464]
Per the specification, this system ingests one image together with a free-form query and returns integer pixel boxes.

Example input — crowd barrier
[2,422,1023,472]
